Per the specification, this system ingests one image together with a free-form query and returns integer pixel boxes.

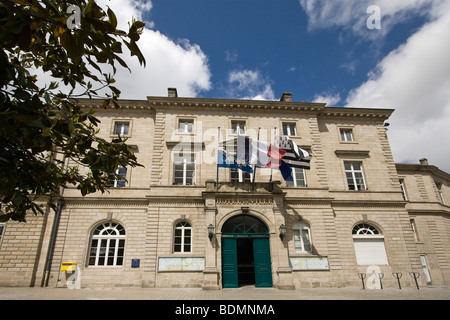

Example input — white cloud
[95,0,211,98]
[35,0,211,99]
[344,1,450,172]
[313,92,341,106]
[227,69,275,100]
[299,0,447,39]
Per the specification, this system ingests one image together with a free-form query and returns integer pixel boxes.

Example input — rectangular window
[114,122,130,135]
[0,223,4,244]
[231,121,246,135]
[410,219,419,242]
[436,182,445,204]
[286,168,306,188]
[230,168,252,183]
[344,162,366,191]
[399,179,408,201]
[107,167,127,188]
[340,129,354,142]
[174,153,195,185]
[178,119,194,133]
[282,123,296,136]
[294,229,312,252]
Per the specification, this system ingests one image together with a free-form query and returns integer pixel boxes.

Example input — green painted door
[222,238,238,288]
[253,237,273,287]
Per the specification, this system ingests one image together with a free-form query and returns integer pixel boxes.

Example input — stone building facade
[1,89,449,289]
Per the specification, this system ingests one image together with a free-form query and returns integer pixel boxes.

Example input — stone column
[202,181,220,290]
[272,193,295,289]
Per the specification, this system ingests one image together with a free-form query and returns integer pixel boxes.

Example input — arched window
[221,215,268,234]
[174,221,192,253]
[88,222,125,266]
[352,223,380,235]
[352,222,388,266]
[293,222,312,253]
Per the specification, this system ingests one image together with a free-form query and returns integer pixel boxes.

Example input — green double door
[222,236,273,288]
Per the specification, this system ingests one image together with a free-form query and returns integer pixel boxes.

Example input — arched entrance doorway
[221,215,272,288]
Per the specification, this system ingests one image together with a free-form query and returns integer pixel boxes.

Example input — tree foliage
[0,0,146,222]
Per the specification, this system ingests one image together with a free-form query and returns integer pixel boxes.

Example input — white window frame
[286,167,307,188]
[344,161,367,191]
[231,120,246,135]
[282,123,296,136]
[173,153,196,186]
[0,223,5,246]
[107,167,127,188]
[399,179,408,201]
[178,119,194,134]
[352,223,388,266]
[436,182,445,204]
[88,222,126,267]
[174,221,192,253]
[293,222,312,253]
[230,168,252,183]
[340,128,354,142]
[112,121,131,136]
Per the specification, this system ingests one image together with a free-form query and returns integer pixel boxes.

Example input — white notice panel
[158,257,205,271]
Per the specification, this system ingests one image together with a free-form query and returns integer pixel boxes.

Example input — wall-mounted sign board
[289,256,329,271]
[158,257,205,271]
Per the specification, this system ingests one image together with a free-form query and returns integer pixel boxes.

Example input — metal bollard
[392,272,402,289]
[375,273,384,289]
[358,273,366,289]
[409,272,420,290]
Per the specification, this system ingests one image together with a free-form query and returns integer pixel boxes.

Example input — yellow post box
[61,262,77,272]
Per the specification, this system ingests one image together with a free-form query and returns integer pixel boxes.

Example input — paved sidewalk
[1,285,449,300]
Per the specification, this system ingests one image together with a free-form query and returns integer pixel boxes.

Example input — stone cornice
[76,97,395,120]
[396,163,450,181]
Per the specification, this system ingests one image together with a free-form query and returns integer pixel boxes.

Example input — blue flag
[218,148,254,173]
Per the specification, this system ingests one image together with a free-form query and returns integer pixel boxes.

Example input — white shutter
[353,237,388,265]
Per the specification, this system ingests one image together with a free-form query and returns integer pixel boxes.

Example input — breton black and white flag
[276,135,312,169]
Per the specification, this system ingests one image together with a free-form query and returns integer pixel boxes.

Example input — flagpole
[252,127,260,191]
[216,126,220,190]
[269,127,276,192]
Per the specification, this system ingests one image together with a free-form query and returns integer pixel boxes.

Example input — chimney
[419,158,428,165]
[280,92,292,102]
[168,88,178,97]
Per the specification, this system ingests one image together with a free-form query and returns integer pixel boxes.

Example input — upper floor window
[230,168,251,183]
[0,223,5,244]
[344,162,366,191]
[436,182,445,204]
[107,167,127,188]
[173,153,195,185]
[286,168,306,188]
[282,123,296,136]
[399,179,408,201]
[340,128,354,142]
[88,222,126,267]
[114,122,130,136]
[178,119,194,133]
[174,221,192,253]
[293,222,312,253]
[231,121,246,135]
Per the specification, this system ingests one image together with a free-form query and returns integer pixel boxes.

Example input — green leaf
[107,7,117,29]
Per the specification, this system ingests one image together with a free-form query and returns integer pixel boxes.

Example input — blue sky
[146,0,425,103]
[89,0,450,173]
